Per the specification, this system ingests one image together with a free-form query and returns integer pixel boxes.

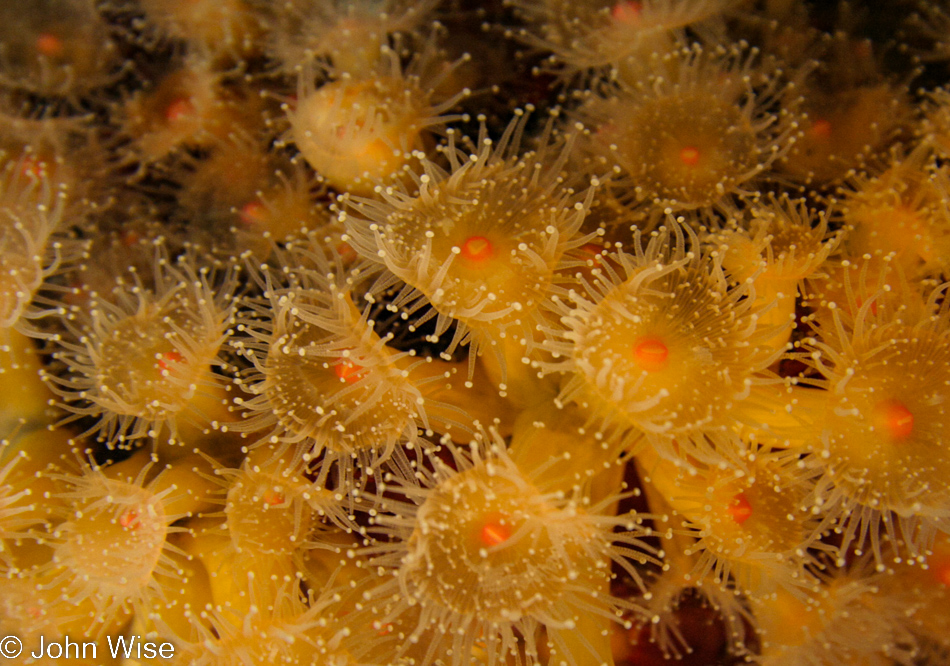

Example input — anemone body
[263,0,438,75]
[0,155,72,335]
[514,0,735,82]
[800,283,950,563]
[344,112,596,374]
[363,436,661,666]
[214,443,353,565]
[666,450,826,595]
[34,460,188,630]
[752,565,919,666]
[45,249,237,446]
[0,0,121,97]
[575,43,803,214]
[711,195,842,352]
[780,84,910,184]
[288,43,468,196]
[540,223,783,466]
[176,134,332,258]
[839,151,950,279]
[231,246,441,484]
[0,450,31,562]
[167,583,375,666]
[121,60,262,167]
[139,0,263,63]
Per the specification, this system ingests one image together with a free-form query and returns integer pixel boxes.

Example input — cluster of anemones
[0,2,948,666]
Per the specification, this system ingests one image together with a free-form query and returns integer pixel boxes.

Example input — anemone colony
[2,1,950,665]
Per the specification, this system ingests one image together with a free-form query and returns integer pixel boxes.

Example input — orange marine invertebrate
[514,0,736,83]
[362,433,663,665]
[213,442,354,561]
[264,0,438,75]
[0,0,122,97]
[781,83,911,185]
[343,111,597,376]
[712,194,843,351]
[26,456,190,630]
[166,582,375,666]
[0,449,31,562]
[287,42,469,196]
[0,154,71,336]
[138,0,263,63]
[798,281,950,564]
[120,59,262,167]
[648,446,827,595]
[231,246,445,484]
[540,222,784,465]
[751,562,919,666]
[838,149,950,280]
[574,42,804,215]
[43,246,239,446]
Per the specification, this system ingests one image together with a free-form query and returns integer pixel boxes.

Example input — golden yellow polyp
[95,309,205,416]
[291,78,422,195]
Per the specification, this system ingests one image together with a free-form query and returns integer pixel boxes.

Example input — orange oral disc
[679,146,701,167]
[460,236,494,263]
[157,350,184,372]
[336,241,358,262]
[872,399,914,442]
[262,490,285,506]
[809,119,833,140]
[611,1,643,22]
[165,98,196,123]
[934,558,950,587]
[479,519,511,547]
[239,202,266,226]
[20,155,47,180]
[36,33,64,57]
[334,359,362,384]
[119,510,140,529]
[632,337,669,372]
[727,492,753,525]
